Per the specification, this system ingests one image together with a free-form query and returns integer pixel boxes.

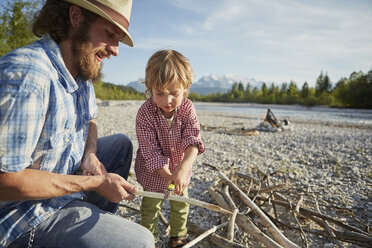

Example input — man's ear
[69,5,83,28]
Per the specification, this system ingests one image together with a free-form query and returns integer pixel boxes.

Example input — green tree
[287,81,299,104]
[315,71,332,96]
[300,82,310,98]
[0,0,38,56]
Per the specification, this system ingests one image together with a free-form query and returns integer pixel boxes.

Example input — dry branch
[183,221,229,248]
[236,214,284,248]
[252,195,369,236]
[218,171,300,248]
[188,221,246,248]
[207,187,231,211]
[227,208,239,241]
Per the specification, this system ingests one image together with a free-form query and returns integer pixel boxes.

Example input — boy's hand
[172,167,188,195]
[157,167,173,186]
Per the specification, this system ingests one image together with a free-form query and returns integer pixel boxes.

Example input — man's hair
[145,49,193,95]
[32,0,99,44]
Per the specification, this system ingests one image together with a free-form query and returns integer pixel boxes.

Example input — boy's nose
[166,95,172,103]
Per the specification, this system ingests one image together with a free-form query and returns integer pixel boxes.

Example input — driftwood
[118,164,371,247]
[182,221,229,248]
[188,221,246,248]
[208,186,286,248]
[219,171,300,248]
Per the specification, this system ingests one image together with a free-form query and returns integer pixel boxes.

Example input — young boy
[134,49,205,247]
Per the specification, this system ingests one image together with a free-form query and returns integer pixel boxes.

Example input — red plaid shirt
[134,97,205,193]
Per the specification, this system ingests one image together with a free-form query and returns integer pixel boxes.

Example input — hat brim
[64,0,133,47]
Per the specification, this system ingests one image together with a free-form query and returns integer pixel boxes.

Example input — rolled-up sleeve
[181,101,205,155]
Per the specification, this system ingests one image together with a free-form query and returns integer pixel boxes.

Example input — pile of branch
[188,165,372,247]
[120,164,371,247]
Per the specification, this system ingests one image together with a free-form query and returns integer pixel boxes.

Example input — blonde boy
[135,49,205,247]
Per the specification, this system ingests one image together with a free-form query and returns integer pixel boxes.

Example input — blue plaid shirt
[0,36,98,247]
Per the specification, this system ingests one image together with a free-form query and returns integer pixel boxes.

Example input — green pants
[140,188,189,243]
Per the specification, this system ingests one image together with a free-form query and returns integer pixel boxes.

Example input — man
[0,0,154,247]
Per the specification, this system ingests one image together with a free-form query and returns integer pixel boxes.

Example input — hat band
[87,0,129,30]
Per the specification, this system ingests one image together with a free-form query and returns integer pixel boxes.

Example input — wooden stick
[227,208,239,241]
[252,195,370,236]
[182,222,229,248]
[188,221,246,248]
[223,185,238,209]
[314,199,344,248]
[207,187,231,211]
[236,214,284,248]
[219,171,299,248]
[249,184,287,194]
[135,190,232,215]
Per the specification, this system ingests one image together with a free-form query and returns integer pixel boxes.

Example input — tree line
[188,70,372,109]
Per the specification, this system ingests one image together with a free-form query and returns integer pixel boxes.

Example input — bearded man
[0,0,154,247]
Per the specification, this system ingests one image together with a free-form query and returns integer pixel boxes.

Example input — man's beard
[71,27,104,82]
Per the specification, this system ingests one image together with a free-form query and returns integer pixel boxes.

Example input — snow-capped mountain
[126,75,263,95]
[126,78,146,93]
[190,74,263,95]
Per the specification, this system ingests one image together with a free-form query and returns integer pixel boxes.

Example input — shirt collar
[40,35,80,93]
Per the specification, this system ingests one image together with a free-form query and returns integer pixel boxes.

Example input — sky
[2,0,371,87]
[99,0,372,88]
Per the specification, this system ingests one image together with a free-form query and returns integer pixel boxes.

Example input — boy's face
[152,82,186,118]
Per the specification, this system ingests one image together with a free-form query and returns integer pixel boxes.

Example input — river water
[194,102,372,127]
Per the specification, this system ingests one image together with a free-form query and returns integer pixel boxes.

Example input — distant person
[0,0,154,247]
[134,49,205,247]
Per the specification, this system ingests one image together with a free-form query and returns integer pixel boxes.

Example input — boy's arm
[172,145,198,195]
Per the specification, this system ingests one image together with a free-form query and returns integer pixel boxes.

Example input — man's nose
[107,44,119,57]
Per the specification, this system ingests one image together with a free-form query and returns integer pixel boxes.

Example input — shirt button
[171,148,175,152]
[64,137,70,143]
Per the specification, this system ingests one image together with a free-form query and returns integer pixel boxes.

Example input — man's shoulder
[0,40,57,93]
[1,41,52,71]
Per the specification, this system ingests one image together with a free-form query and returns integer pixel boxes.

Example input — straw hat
[64,0,133,47]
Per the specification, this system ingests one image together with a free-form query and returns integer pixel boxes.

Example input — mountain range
[126,75,263,96]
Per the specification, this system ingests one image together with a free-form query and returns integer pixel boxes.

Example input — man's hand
[95,173,137,202]
[80,153,107,176]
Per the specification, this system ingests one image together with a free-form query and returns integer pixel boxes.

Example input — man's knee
[135,225,155,247]
[117,133,133,155]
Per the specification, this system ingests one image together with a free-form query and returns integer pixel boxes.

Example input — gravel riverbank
[96,100,372,248]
